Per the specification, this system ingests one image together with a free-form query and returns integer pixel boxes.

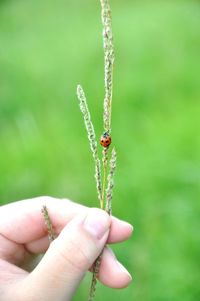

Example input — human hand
[0,196,133,301]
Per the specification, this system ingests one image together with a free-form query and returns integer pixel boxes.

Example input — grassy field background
[0,0,200,300]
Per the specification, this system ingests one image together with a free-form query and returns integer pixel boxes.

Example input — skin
[0,196,133,301]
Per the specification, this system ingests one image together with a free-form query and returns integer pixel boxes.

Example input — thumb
[25,208,111,301]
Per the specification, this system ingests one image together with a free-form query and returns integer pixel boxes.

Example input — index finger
[0,196,133,245]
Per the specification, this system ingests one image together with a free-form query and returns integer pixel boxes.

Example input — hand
[0,196,133,301]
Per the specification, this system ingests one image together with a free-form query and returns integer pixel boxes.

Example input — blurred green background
[0,0,200,300]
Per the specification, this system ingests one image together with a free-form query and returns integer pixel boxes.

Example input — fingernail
[121,221,134,232]
[84,209,110,240]
[116,261,132,280]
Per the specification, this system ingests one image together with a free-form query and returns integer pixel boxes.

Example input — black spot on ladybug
[100,132,111,147]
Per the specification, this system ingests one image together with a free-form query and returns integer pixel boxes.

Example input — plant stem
[41,205,56,242]
[100,0,114,133]
[105,147,117,215]
[88,254,102,301]
[101,147,109,209]
[77,85,102,204]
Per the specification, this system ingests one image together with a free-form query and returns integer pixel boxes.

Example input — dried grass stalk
[100,0,115,133]
[77,85,102,203]
[41,205,56,242]
[105,147,117,215]
[77,1,116,300]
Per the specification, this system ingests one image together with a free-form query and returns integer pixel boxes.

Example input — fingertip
[114,261,133,288]
[108,217,134,243]
[120,220,134,234]
[98,247,132,289]
[83,208,111,240]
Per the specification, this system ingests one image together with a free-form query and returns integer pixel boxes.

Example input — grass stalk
[77,1,116,300]
[100,0,114,133]
[105,147,117,215]
[41,205,56,242]
[101,147,109,209]
[77,85,102,204]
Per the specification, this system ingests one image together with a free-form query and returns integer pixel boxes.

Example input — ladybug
[100,132,112,147]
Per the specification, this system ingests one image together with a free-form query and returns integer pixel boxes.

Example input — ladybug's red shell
[100,133,111,147]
